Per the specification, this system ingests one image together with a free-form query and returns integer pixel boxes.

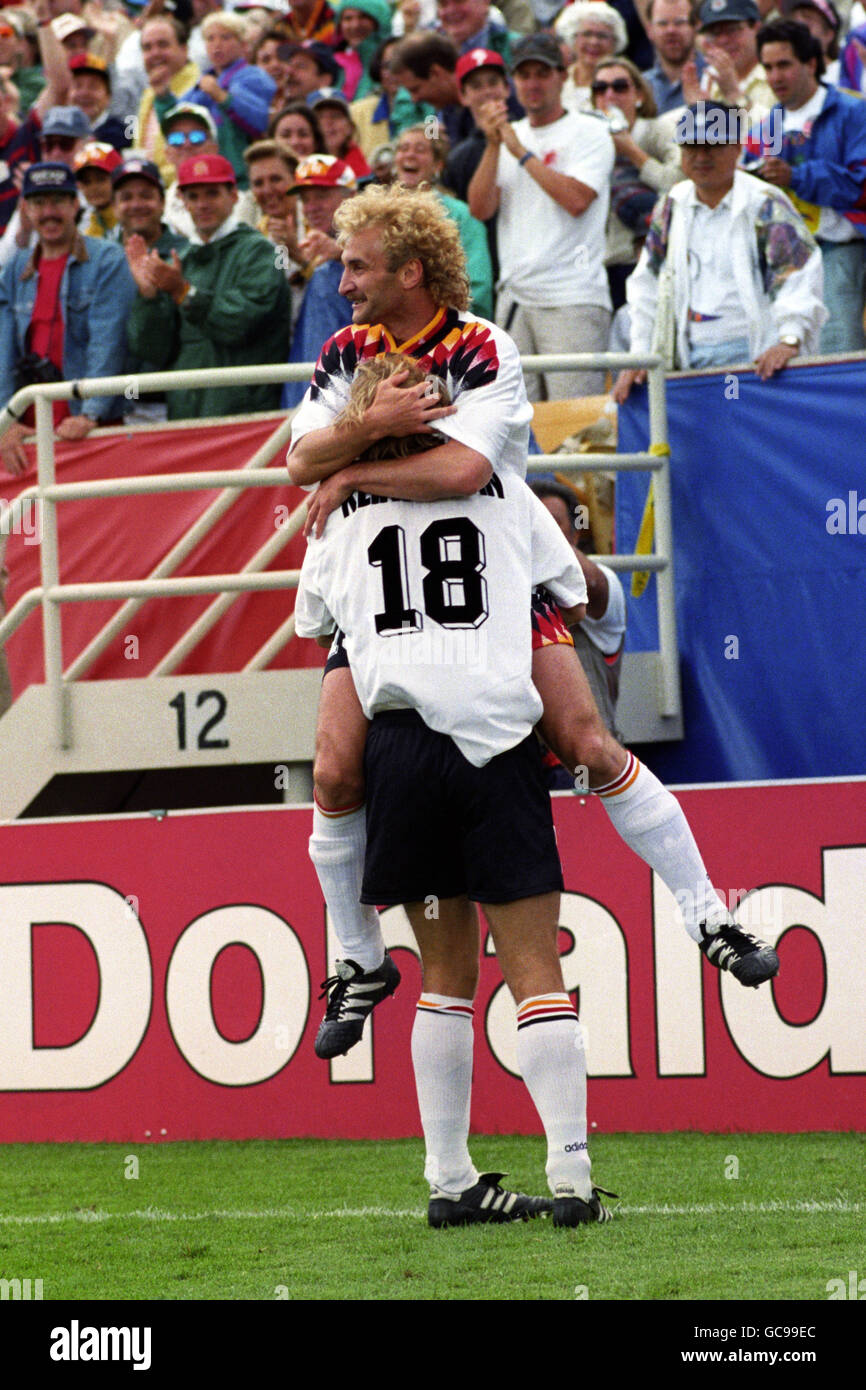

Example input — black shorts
[361,710,563,906]
[323,628,349,676]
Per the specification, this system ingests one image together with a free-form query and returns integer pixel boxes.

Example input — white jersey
[288,306,533,482]
[496,109,614,310]
[295,472,587,767]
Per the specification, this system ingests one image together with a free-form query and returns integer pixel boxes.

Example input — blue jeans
[818,239,866,355]
[687,338,751,369]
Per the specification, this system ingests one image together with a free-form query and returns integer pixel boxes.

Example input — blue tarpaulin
[616,359,866,783]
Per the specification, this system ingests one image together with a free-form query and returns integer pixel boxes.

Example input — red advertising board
[0,779,864,1142]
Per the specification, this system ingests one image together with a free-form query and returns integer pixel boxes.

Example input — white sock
[412,995,477,1194]
[308,799,385,972]
[593,753,729,943]
[516,995,592,1197]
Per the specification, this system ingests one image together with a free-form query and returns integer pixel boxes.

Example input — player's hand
[365,372,456,442]
[757,156,791,187]
[0,422,31,476]
[754,341,797,379]
[303,472,356,539]
[612,368,646,404]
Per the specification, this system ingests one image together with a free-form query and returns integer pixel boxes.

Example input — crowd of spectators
[0,0,864,464]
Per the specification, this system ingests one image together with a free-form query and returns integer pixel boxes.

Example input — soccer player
[286,184,779,1061]
[295,357,614,1227]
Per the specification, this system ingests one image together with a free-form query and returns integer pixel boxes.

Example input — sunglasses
[43,136,78,151]
[166,129,209,146]
[591,78,633,95]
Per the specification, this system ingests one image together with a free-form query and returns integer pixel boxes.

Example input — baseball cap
[510,33,565,73]
[68,53,112,87]
[308,88,352,116]
[280,39,341,82]
[698,0,760,29]
[52,14,96,44]
[176,153,237,187]
[456,48,507,88]
[112,156,165,192]
[780,0,840,29]
[22,162,78,198]
[160,102,218,140]
[74,141,124,176]
[289,154,356,190]
[674,100,748,143]
[41,106,92,140]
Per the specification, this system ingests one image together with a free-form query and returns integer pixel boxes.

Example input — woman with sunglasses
[590,56,684,309]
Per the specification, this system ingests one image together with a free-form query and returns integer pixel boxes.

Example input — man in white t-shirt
[468,31,615,399]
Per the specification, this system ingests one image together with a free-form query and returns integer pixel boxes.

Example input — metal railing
[0,353,678,752]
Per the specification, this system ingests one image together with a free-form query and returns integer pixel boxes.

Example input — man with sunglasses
[160,102,257,240]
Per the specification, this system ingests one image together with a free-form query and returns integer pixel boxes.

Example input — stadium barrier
[0,353,679,818]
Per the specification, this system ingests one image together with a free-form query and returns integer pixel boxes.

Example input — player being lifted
[296,353,617,1226]
[286,184,779,1061]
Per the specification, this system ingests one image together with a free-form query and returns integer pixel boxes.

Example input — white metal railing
[0,353,678,752]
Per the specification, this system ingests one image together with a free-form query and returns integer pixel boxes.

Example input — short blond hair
[340,353,451,460]
[201,11,247,42]
[333,183,470,311]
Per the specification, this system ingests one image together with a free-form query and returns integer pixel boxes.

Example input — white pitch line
[0,1200,860,1227]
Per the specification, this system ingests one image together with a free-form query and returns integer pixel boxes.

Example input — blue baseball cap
[22,162,79,198]
[41,105,92,140]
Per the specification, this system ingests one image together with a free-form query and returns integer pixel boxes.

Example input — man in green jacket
[126,153,289,419]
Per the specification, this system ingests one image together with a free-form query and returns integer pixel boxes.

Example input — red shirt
[25,253,70,428]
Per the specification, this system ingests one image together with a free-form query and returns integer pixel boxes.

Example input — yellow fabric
[137,60,202,189]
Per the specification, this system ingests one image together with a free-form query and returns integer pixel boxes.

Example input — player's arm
[288,372,456,487]
[304,443,492,538]
[574,547,610,620]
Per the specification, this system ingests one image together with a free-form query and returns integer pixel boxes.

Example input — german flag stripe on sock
[516,995,577,1030]
[417,997,474,1018]
[594,751,639,798]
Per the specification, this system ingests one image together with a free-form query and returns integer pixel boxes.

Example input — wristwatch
[779,334,800,349]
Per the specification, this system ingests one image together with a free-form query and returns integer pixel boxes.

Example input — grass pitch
[1,1133,862,1302]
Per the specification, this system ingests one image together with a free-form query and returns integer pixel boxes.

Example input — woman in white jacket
[613,104,827,399]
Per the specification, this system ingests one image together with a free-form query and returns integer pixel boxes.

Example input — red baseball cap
[176,154,237,188]
[455,48,507,88]
[289,154,356,191]
[74,141,123,175]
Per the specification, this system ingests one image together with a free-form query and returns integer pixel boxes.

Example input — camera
[14,353,64,392]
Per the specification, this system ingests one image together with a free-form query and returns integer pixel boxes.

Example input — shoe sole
[429,1205,552,1229]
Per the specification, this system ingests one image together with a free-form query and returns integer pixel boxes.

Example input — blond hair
[339,353,450,460]
[201,11,247,41]
[333,183,470,312]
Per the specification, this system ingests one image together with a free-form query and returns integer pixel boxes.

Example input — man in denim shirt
[0,162,136,476]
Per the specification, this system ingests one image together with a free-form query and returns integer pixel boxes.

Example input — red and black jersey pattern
[530,586,574,652]
[308,307,501,401]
